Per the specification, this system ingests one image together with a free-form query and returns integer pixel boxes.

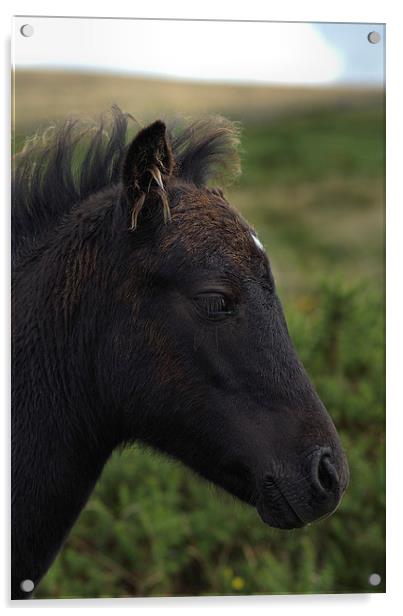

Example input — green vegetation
[18,97,384,598]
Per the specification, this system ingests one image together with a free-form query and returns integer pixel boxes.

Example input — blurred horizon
[13,69,384,137]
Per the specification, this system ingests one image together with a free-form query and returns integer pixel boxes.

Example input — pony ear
[122,120,174,230]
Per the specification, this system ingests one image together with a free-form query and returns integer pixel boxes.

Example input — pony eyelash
[194,293,234,320]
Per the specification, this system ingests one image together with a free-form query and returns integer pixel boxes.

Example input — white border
[2,0,402,613]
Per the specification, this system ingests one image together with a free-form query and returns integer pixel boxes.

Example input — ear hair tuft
[128,165,171,231]
[129,193,146,231]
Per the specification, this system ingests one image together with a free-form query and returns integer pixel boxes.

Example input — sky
[13,17,385,86]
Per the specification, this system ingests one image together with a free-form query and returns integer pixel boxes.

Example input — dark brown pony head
[14,109,349,530]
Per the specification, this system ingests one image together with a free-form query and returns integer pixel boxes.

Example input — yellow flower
[231,576,245,591]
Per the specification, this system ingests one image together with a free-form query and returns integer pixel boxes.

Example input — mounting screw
[20,24,34,38]
[20,579,34,593]
[368,573,381,586]
[367,31,381,45]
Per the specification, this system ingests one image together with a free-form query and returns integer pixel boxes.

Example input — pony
[12,107,349,599]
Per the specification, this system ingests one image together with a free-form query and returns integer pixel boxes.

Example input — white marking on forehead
[251,233,265,253]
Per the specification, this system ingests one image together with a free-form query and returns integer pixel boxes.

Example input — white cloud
[14,17,344,85]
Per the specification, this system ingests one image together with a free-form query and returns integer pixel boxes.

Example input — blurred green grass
[16,94,384,598]
[229,106,384,297]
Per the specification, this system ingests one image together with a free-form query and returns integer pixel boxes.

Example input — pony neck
[11,414,109,599]
[12,271,114,600]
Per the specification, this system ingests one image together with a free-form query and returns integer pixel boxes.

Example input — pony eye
[194,293,234,320]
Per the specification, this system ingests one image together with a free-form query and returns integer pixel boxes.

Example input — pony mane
[12,106,241,254]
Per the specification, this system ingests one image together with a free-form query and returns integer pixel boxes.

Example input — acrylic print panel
[12,17,385,600]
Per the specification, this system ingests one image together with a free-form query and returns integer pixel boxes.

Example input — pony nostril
[318,456,337,491]
[313,451,339,494]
